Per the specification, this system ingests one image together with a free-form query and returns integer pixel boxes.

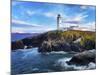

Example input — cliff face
[11,30,96,52]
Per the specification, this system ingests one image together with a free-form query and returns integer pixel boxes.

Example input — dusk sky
[12,0,96,33]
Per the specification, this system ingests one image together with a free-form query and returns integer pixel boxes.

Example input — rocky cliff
[11,30,96,52]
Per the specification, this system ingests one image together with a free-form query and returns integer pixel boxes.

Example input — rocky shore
[11,30,96,68]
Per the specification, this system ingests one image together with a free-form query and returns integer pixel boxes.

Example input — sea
[11,33,96,75]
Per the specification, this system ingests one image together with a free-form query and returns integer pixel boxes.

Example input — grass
[43,30,96,49]
[80,34,96,49]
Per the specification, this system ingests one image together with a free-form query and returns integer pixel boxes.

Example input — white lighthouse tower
[57,14,61,31]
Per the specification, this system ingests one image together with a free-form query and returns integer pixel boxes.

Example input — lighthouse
[57,14,61,31]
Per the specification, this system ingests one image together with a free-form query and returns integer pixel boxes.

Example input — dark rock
[12,41,24,50]
[22,38,33,46]
[70,43,81,52]
[38,40,72,52]
[68,50,96,65]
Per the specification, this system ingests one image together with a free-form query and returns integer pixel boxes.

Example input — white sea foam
[54,57,72,70]
[41,51,68,55]
[20,48,40,59]
[86,62,96,69]
[32,68,39,71]
[24,45,27,49]
[57,57,72,62]
[55,58,96,70]
[49,51,68,54]
[70,62,96,70]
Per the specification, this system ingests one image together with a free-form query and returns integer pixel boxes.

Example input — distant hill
[11,33,40,41]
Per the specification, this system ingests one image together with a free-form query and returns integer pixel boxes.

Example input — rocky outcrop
[38,30,95,52]
[11,33,46,50]
[38,40,71,52]
[38,40,81,52]
[11,30,95,52]
[67,50,96,65]
[12,41,24,50]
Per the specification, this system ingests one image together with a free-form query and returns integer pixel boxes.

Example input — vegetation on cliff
[38,30,95,52]
[12,30,96,52]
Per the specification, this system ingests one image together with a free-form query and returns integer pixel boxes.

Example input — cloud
[89,6,96,10]
[60,12,88,25]
[80,6,87,9]
[79,21,96,31]
[86,22,95,25]
[12,19,41,27]
[12,15,19,19]
[12,25,56,33]
[24,9,57,19]
[76,21,96,31]
[12,27,26,33]
[12,19,28,25]
[73,13,88,22]
[85,22,96,29]
[80,5,95,10]
[26,10,36,16]
[43,12,57,18]
[12,19,56,33]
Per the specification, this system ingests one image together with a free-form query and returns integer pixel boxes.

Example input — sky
[12,0,96,33]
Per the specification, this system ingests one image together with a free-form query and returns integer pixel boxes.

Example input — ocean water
[11,48,96,75]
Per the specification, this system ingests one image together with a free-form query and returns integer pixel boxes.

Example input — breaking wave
[54,58,96,71]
